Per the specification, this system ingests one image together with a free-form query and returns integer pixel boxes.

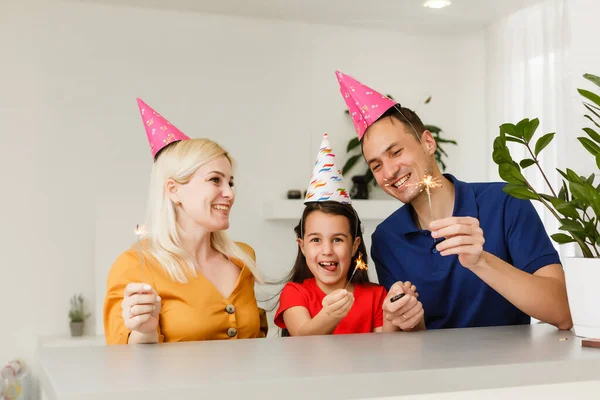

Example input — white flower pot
[564,257,600,338]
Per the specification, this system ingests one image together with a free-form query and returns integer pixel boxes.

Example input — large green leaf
[515,119,529,139]
[519,159,536,169]
[551,233,576,244]
[559,219,586,233]
[597,154,600,170]
[578,89,600,109]
[583,182,600,217]
[523,118,540,142]
[539,193,564,208]
[502,183,539,200]
[569,181,588,203]
[587,174,595,185]
[534,132,555,156]
[578,137,600,156]
[583,128,600,143]
[347,137,360,152]
[558,185,567,202]
[500,123,517,138]
[499,162,526,184]
[566,168,584,184]
[557,168,569,181]
[555,202,580,219]
[492,137,512,164]
[584,73,600,88]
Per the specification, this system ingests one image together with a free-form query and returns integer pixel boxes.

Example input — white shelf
[262,199,403,221]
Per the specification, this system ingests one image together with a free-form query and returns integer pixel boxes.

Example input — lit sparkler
[345,252,368,290]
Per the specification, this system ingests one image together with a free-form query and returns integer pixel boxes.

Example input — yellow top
[103,242,267,344]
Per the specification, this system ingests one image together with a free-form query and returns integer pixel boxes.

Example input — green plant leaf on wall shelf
[551,233,576,244]
[435,138,458,145]
[534,132,555,156]
[578,89,600,109]
[524,118,540,143]
[519,159,536,169]
[342,154,362,175]
[596,154,600,170]
[347,137,360,152]
[502,183,539,200]
[584,73,600,88]
[424,124,442,134]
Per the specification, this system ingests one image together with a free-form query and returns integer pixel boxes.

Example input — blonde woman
[103,99,267,344]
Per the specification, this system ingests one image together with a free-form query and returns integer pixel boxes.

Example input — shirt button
[432,248,438,254]
[227,327,237,338]
[225,304,235,314]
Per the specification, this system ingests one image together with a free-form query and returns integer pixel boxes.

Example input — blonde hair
[141,138,263,284]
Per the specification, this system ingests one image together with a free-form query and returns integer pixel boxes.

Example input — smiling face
[166,155,235,232]
[297,210,360,290]
[361,115,438,204]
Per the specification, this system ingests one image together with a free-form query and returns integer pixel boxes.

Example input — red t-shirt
[274,278,387,335]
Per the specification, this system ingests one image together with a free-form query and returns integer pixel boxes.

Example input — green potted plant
[342,95,457,196]
[492,73,600,337]
[68,294,91,337]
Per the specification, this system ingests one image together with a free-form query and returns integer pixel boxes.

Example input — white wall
[0,0,485,391]
[566,0,600,177]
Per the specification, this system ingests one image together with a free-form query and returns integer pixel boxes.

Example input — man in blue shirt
[335,71,572,331]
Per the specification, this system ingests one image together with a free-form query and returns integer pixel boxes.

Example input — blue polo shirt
[371,174,561,329]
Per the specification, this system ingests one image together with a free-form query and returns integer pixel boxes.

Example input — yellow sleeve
[103,250,164,345]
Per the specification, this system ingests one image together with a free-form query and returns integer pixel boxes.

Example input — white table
[37,324,600,399]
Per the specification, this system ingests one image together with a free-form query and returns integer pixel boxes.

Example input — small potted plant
[492,73,600,337]
[68,294,90,337]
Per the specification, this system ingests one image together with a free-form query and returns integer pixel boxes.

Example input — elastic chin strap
[393,104,424,146]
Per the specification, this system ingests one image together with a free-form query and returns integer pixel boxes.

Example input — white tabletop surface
[37,324,600,400]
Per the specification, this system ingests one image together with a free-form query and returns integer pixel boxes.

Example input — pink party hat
[335,70,398,140]
[136,98,190,158]
[305,133,352,204]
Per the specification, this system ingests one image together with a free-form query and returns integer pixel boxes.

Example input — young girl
[274,200,399,335]
[274,133,414,336]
